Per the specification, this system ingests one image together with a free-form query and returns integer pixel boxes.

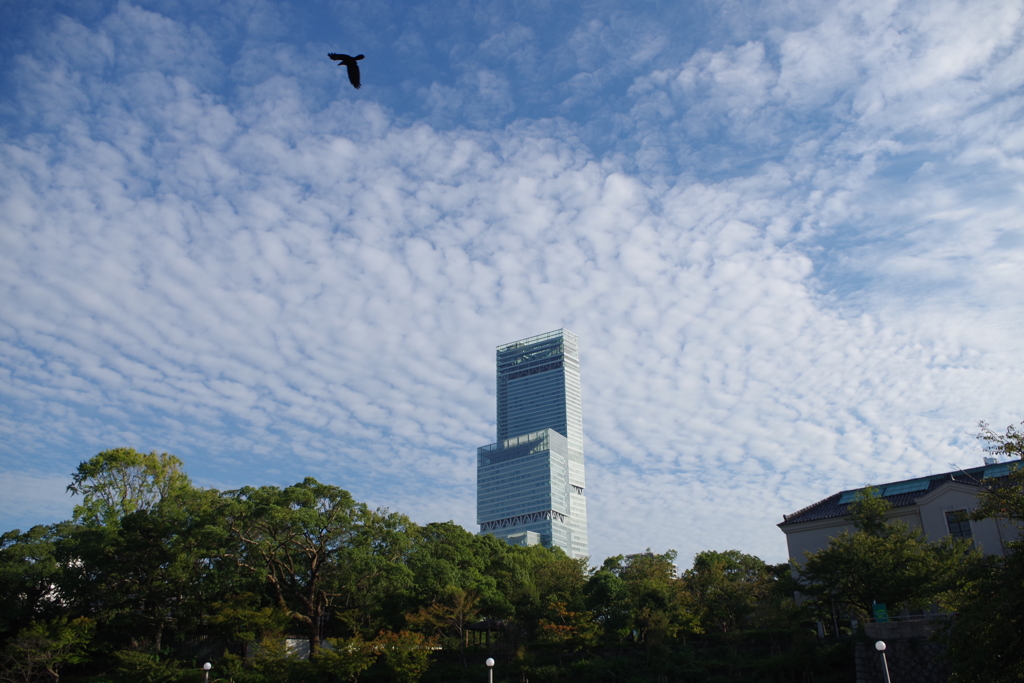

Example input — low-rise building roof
[779,461,1016,528]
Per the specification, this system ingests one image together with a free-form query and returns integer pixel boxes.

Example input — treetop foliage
[66,449,191,527]
[972,419,1024,523]
[846,487,892,537]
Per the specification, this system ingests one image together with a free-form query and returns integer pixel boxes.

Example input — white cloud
[1,0,1023,566]
[0,471,76,528]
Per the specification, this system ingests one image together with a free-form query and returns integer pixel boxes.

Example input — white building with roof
[779,460,1022,563]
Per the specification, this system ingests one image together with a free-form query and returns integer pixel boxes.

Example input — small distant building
[506,530,542,547]
[779,460,1022,562]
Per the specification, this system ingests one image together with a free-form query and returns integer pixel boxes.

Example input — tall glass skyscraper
[477,329,589,559]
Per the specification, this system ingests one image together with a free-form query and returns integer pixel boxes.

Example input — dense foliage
[2,425,1022,683]
[940,420,1024,683]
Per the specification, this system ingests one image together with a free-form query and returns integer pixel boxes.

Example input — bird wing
[328,53,352,61]
[346,62,361,89]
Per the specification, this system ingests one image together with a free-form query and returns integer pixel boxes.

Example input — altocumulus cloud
[0,0,1022,564]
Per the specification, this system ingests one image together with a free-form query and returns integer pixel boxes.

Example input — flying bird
[328,53,364,89]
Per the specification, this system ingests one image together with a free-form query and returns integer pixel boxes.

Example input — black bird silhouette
[328,53,364,89]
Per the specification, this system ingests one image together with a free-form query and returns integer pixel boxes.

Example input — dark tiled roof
[778,462,1014,528]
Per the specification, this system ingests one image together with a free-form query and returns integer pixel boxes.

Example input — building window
[945,510,973,541]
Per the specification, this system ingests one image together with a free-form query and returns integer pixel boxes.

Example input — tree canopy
[223,478,414,654]
[972,419,1024,522]
[2,437,1015,683]
[66,449,192,527]
[940,418,1024,683]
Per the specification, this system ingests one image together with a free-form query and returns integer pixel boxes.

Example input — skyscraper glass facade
[477,329,589,559]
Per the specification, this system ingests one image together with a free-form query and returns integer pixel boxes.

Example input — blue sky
[1,0,1023,566]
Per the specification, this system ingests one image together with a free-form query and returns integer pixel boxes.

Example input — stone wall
[854,637,950,683]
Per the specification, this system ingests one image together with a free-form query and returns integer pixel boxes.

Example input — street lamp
[875,641,891,683]
[485,657,494,683]
[202,662,211,683]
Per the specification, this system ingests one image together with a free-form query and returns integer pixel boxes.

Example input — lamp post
[485,657,494,683]
[875,641,891,683]
[202,662,211,683]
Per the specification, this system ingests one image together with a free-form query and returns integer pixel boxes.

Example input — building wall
[477,428,588,558]
[913,484,1016,556]
[496,329,584,460]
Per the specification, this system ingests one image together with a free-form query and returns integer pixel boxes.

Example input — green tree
[67,449,192,527]
[746,562,805,631]
[939,418,1024,683]
[684,550,783,633]
[224,478,414,655]
[846,486,893,536]
[484,543,590,642]
[971,419,1024,522]
[109,650,186,683]
[0,451,241,667]
[402,522,508,619]
[535,599,600,653]
[0,526,66,637]
[942,550,1024,683]
[59,485,228,654]
[376,631,435,683]
[533,551,589,608]
[798,489,973,619]
[206,593,292,648]
[605,551,701,647]
[584,567,630,642]
[314,636,377,682]
[405,586,479,665]
[0,617,93,683]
